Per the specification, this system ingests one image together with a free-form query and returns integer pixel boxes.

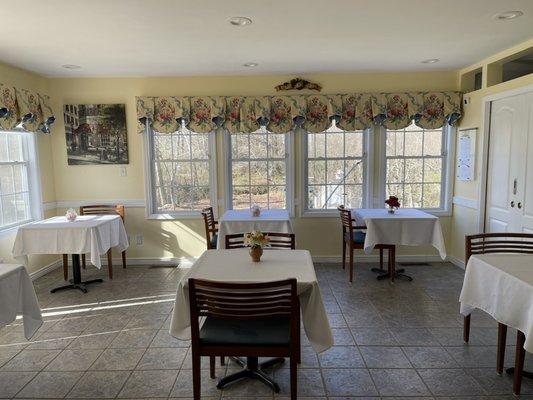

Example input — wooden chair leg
[290,354,297,400]
[341,238,346,270]
[497,323,507,374]
[121,250,126,269]
[62,254,68,281]
[348,242,354,283]
[390,246,396,283]
[514,330,526,396]
[379,248,383,269]
[192,351,201,400]
[107,249,113,280]
[463,315,471,343]
[296,302,301,364]
[209,356,215,379]
[220,356,225,366]
[81,254,86,269]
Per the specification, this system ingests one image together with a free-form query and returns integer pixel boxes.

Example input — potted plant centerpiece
[243,230,270,262]
[385,195,400,214]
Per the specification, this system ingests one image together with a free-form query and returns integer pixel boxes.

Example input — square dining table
[12,214,129,293]
[351,208,447,280]
[216,209,293,249]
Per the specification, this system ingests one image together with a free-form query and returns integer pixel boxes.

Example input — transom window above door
[383,122,451,211]
[226,127,293,210]
[303,122,370,214]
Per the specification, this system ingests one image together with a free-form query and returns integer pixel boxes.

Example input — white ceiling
[1,0,532,77]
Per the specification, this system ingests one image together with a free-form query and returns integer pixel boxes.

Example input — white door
[485,93,529,233]
[520,92,533,234]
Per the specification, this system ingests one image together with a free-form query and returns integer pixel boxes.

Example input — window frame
[300,128,374,217]
[223,129,295,215]
[142,125,218,220]
[0,130,43,235]
[377,124,455,216]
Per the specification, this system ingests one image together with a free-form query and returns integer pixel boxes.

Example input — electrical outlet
[119,166,127,177]
[135,234,143,246]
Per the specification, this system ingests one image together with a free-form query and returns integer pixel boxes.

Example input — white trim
[476,83,533,233]
[312,254,449,264]
[55,199,146,208]
[447,255,466,270]
[29,259,62,281]
[42,202,57,211]
[452,196,479,210]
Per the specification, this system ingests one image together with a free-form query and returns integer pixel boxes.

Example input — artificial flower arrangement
[243,230,270,262]
[385,195,400,213]
[251,204,261,217]
[65,208,78,222]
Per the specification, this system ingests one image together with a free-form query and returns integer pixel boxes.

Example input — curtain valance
[0,83,55,134]
[136,91,462,134]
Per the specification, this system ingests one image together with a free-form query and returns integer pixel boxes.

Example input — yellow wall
[0,62,58,271]
[48,71,457,263]
[450,38,533,263]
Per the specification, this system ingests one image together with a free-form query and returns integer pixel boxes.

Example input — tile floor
[1,261,532,399]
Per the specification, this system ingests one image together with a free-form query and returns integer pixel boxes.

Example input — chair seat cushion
[344,231,366,244]
[199,316,290,347]
[210,234,218,249]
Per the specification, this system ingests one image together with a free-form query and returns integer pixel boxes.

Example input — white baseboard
[312,254,447,264]
[446,255,465,269]
[29,259,62,280]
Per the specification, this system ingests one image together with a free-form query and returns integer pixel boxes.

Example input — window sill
[300,208,452,218]
[146,213,201,220]
[0,219,35,238]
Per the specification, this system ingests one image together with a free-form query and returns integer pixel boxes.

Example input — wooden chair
[338,205,395,283]
[225,232,295,250]
[189,278,299,399]
[464,232,533,394]
[201,207,218,249]
[62,204,126,281]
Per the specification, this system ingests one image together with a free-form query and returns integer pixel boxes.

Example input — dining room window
[0,130,42,231]
[144,123,217,218]
[226,127,293,210]
[303,122,370,213]
[382,122,451,211]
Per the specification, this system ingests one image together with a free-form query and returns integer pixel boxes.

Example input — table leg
[216,356,284,392]
[50,254,103,294]
[376,246,413,282]
[506,331,530,396]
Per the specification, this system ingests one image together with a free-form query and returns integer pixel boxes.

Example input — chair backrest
[338,205,353,233]
[225,232,296,249]
[188,278,299,346]
[79,204,125,221]
[466,233,533,263]
[201,207,217,249]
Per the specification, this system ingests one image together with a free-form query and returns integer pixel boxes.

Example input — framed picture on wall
[63,103,128,165]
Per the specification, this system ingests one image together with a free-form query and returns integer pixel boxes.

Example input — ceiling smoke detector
[243,62,258,67]
[61,64,81,69]
[421,58,440,64]
[494,11,524,20]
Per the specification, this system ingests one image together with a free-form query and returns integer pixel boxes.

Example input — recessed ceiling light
[243,62,258,67]
[494,11,524,20]
[421,58,440,64]
[61,64,81,69]
[229,16,252,26]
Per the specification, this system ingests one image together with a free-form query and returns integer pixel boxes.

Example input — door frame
[477,83,533,233]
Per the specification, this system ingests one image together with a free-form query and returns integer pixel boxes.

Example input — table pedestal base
[217,356,284,392]
[376,268,413,282]
[506,367,533,379]
[50,254,102,294]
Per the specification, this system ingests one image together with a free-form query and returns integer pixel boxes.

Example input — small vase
[387,207,395,214]
[249,247,263,262]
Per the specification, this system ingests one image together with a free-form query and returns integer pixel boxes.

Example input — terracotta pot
[249,246,263,262]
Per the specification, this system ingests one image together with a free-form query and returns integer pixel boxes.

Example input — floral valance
[136,91,462,134]
[0,83,55,133]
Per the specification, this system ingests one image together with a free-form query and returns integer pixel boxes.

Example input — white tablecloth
[0,264,42,339]
[170,249,333,353]
[460,254,533,352]
[216,209,293,249]
[352,208,446,259]
[12,215,129,268]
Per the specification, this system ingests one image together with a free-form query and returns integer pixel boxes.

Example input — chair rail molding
[47,199,146,209]
[452,196,478,210]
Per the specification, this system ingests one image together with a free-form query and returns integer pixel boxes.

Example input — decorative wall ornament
[275,78,322,92]
[64,104,128,165]
[136,91,462,134]
[0,83,55,133]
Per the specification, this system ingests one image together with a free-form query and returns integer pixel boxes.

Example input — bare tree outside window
[150,124,213,213]
[229,127,288,209]
[385,123,446,209]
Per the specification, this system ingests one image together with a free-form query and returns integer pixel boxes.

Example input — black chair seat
[200,316,290,347]
[210,234,218,249]
[344,231,366,244]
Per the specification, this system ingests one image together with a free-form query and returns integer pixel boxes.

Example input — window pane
[405,158,423,183]
[308,185,326,209]
[2,195,16,225]
[155,186,173,210]
[326,159,344,184]
[191,161,210,186]
[386,131,404,157]
[154,161,176,187]
[15,193,28,220]
[424,130,442,156]
[250,186,269,209]
[153,135,172,160]
[13,164,26,193]
[173,134,190,160]
[326,132,344,158]
[249,134,267,159]
[191,187,211,210]
[404,183,423,208]
[386,159,404,183]
[268,134,285,158]
[423,184,441,208]
[172,186,192,211]
[191,135,209,159]
[386,183,403,204]
[232,134,249,159]
[326,184,344,208]
[404,130,423,156]
[424,158,442,182]
[308,133,325,158]
[232,161,249,186]
[344,185,363,208]
[344,160,363,184]
[250,161,268,185]
[176,163,192,186]
[233,186,251,209]
[269,186,286,209]
[8,135,23,161]
[0,135,8,162]
[345,132,363,157]
[308,160,325,185]
[269,161,286,185]
[0,165,14,195]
